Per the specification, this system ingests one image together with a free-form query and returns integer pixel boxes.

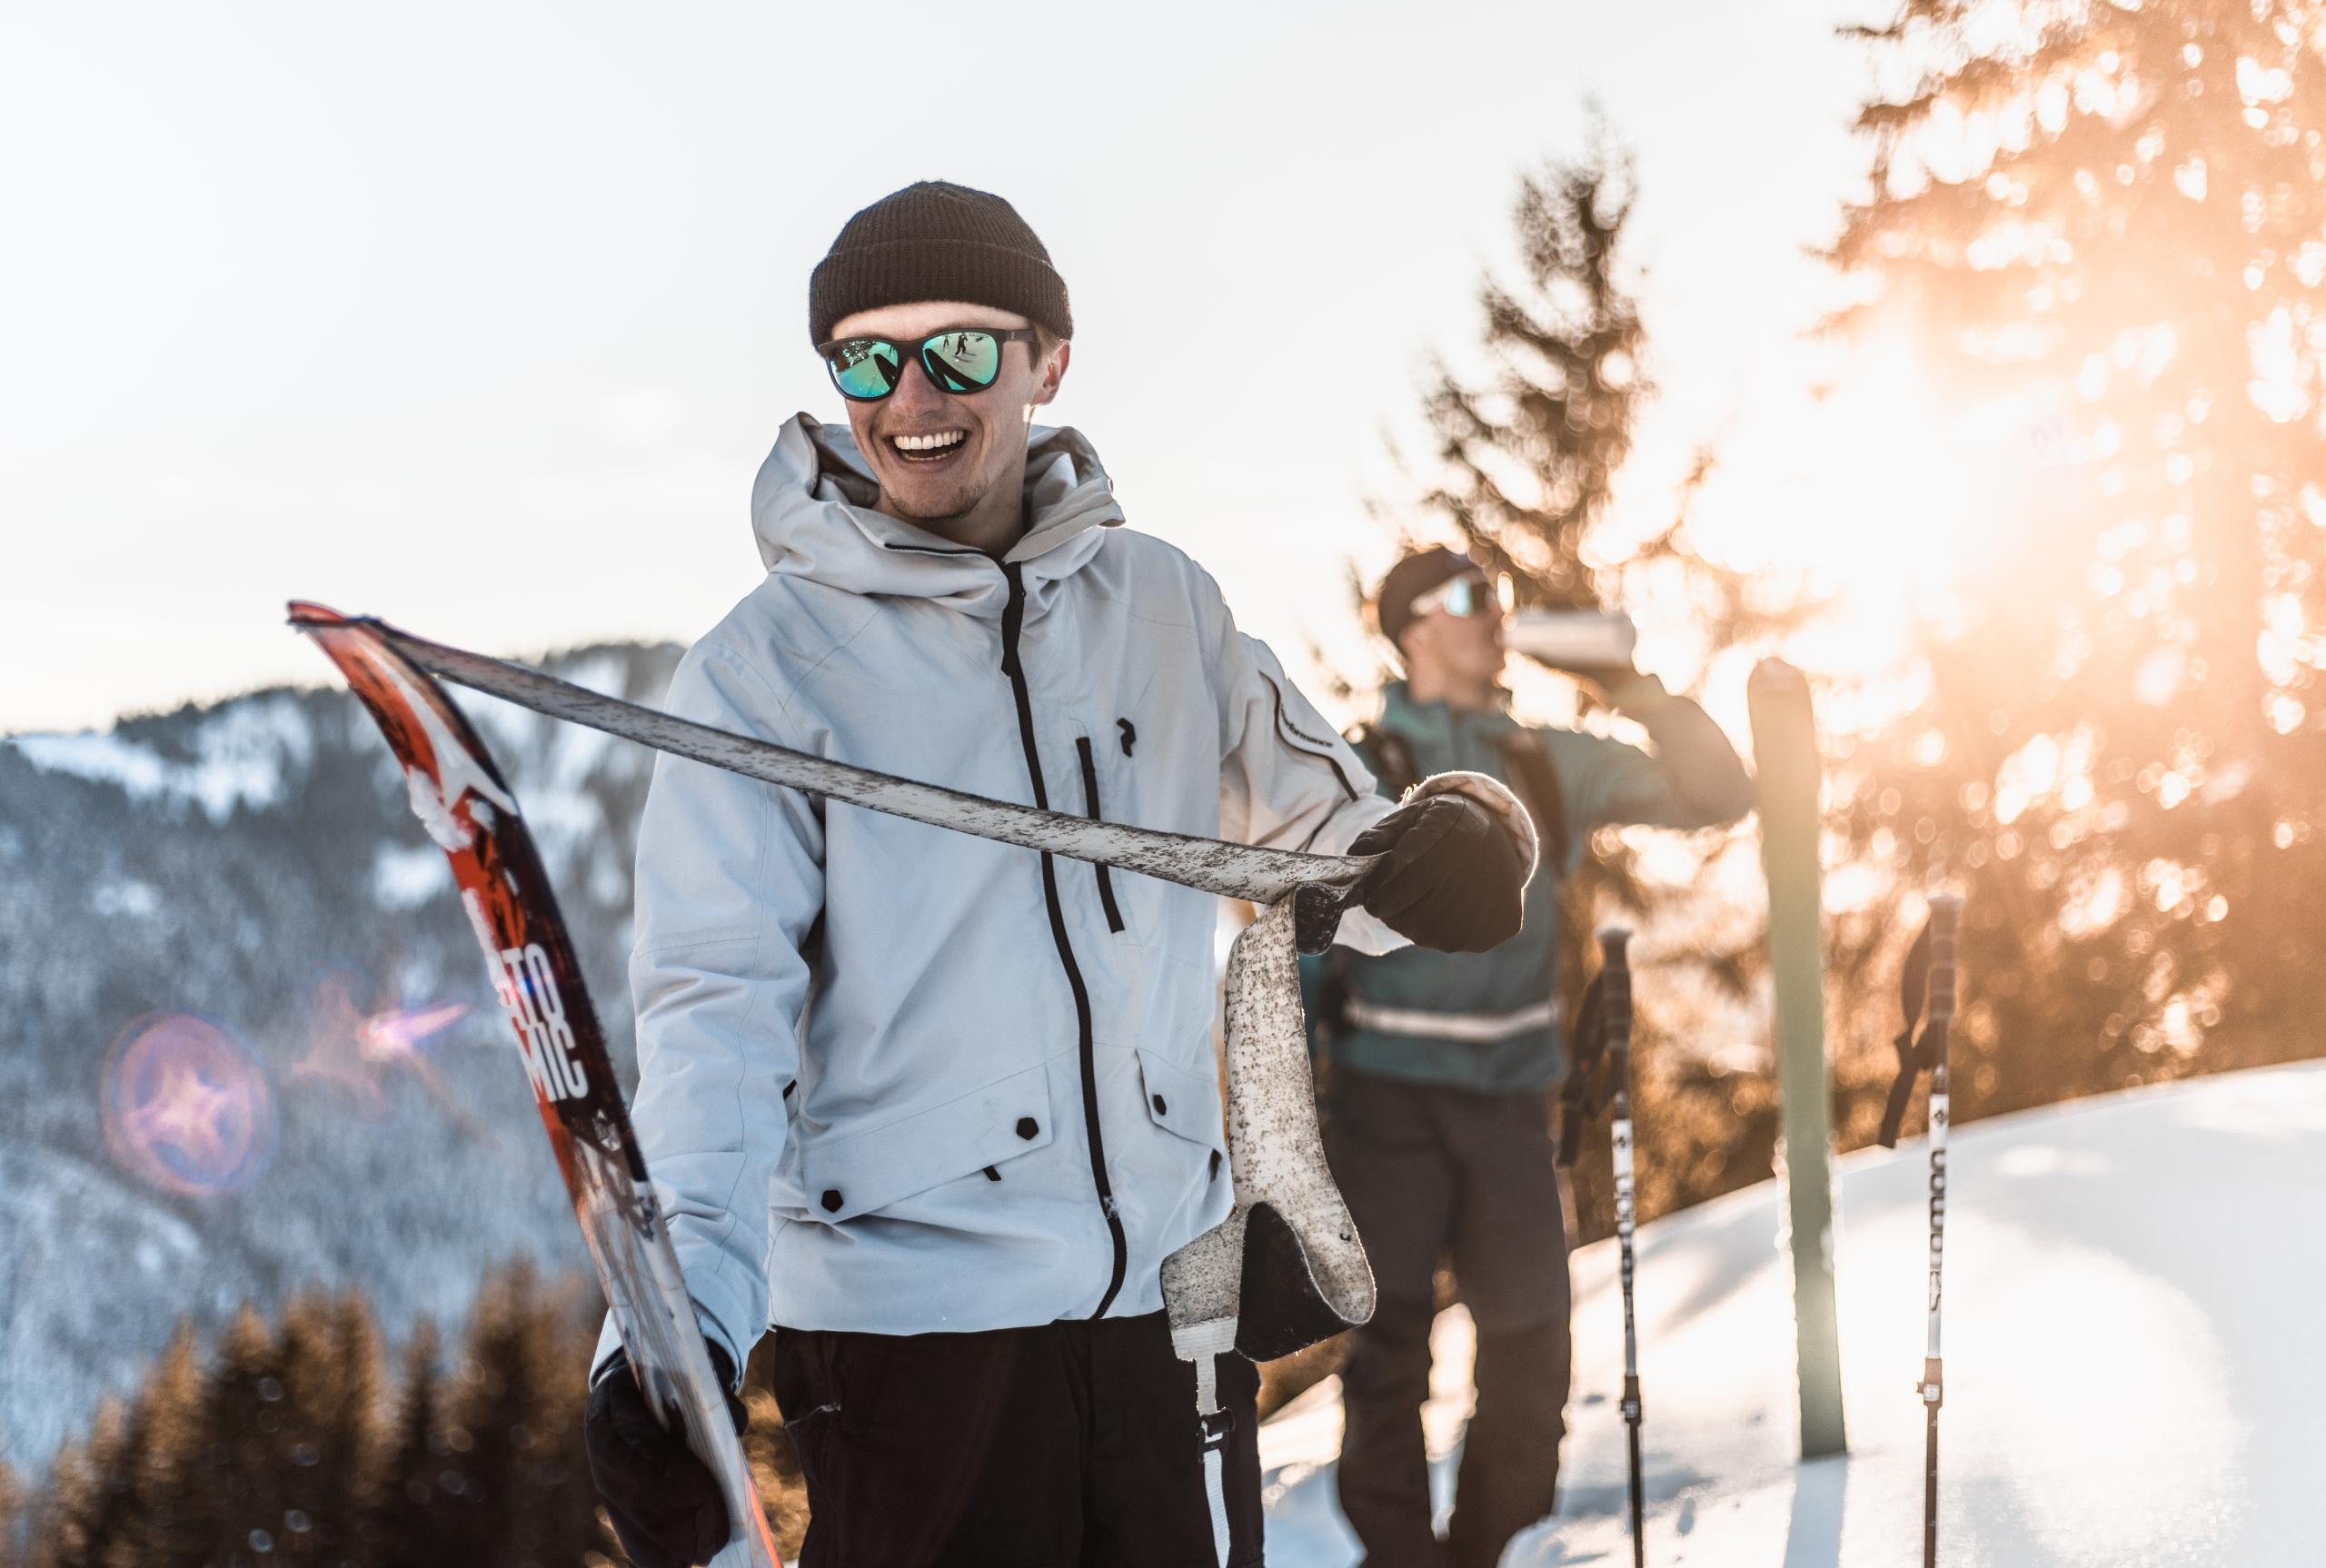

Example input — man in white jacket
[584,181,1534,1568]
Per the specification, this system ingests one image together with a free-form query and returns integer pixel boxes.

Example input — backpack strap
[1498,729,1571,873]
[1347,723,1420,801]
[1557,967,1607,1166]
[1312,723,1416,1055]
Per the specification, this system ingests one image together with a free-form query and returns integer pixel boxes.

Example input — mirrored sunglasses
[1409,572,1513,621]
[816,327,1044,402]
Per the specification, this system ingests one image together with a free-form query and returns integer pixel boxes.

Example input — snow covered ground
[1261,1059,2326,1566]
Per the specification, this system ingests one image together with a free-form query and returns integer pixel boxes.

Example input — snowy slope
[1261,1059,2326,1567]
[0,644,679,1474]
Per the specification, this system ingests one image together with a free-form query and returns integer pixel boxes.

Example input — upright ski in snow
[290,602,782,1568]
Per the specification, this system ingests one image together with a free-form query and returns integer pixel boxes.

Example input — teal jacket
[1303,676,1754,1094]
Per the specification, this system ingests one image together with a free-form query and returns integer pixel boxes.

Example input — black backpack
[1343,719,1569,873]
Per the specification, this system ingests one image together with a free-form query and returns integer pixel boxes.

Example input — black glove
[585,1341,748,1568]
[1350,791,1528,953]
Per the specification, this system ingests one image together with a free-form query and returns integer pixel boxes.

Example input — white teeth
[894,431,966,452]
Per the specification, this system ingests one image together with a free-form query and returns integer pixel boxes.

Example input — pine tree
[1828,0,2326,1125]
[373,1317,446,1567]
[22,1437,92,1568]
[0,1461,22,1568]
[32,1418,97,1568]
[266,1289,388,1561]
[28,1396,137,1568]
[393,1264,602,1568]
[1414,125,1801,655]
[1396,130,1797,1233]
[110,1322,208,1567]
[1416,137,1649,609]
[17,1326,200,1568]
[182,1304,294,1561]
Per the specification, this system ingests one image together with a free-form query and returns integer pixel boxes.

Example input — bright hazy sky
[5,0,1896,736]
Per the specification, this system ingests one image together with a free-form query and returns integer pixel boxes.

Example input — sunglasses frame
[814,326,1046,402]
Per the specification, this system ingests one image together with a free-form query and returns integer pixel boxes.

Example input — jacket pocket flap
[1137,1047,1223,1149]
[800,1061,1053,1222]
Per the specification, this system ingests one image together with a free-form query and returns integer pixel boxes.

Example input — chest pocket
[1067,715,1165,945]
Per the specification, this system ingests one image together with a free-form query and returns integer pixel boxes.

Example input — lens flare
[102,1014,277,1196]
[291,971,393,1117]
[358,998,471,1059]
[292,971,482,1133]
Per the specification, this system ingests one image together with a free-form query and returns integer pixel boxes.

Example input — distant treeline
[0,1265,810,1568]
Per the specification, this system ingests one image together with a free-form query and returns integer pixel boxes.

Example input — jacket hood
[749,412,1124,616]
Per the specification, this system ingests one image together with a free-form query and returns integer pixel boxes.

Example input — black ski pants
[1325,1069,1574,1568]
[770,1309,1262,1568]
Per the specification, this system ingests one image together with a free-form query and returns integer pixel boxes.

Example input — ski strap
[293,609,1380,912]
[1160,897,1377,1562]
[1498,729,1570,874]
[1878,919,1937,1148]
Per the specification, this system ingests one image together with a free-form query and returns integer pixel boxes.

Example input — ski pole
[1917,894,1961,1568]
[1597,927,1646,1568]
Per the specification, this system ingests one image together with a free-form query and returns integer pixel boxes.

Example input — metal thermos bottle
[1502,609,1637,670]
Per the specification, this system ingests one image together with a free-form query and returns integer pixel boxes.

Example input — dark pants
[1326,1070,1574,1568]
[771,1310,1262,1568]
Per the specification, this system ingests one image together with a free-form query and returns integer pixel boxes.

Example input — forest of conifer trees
[0,1265,810,1568]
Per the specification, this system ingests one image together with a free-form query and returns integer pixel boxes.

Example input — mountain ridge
[0,640,683,1473]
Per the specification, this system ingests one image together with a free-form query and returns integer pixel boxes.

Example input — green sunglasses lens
[922,331,1002,393]
[830,340,904,400]
[1442,578,1483,616]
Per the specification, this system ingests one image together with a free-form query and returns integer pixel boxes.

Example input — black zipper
[1000,562,1128,1318]
[1074,736,1127,934]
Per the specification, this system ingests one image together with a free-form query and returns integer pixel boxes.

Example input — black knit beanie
[809,181,1073,346]
[1375,548,1479,648]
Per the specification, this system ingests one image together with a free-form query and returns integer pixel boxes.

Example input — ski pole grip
[1924,893,1961,1038]
[1595,928,1633,1050]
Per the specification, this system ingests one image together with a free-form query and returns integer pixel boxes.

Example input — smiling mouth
[888,429,969,464]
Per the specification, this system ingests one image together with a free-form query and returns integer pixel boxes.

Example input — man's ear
[1391,620,1424,671]
[1030,338,1070,408]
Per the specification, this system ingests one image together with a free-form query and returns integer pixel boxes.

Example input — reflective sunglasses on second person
[1409,572,1515,620]
[816,327,1044,402]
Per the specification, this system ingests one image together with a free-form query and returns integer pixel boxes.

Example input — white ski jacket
[597,415,1405,1374]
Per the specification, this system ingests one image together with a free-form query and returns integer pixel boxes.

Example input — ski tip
[286,601,390,638]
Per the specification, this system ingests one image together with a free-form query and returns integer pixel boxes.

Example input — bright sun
[1695,317,2054,712]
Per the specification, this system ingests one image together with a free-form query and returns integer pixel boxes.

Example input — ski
[291,602,783,1568]
[1599,927,1647,1568]
[308,609,1378,909]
